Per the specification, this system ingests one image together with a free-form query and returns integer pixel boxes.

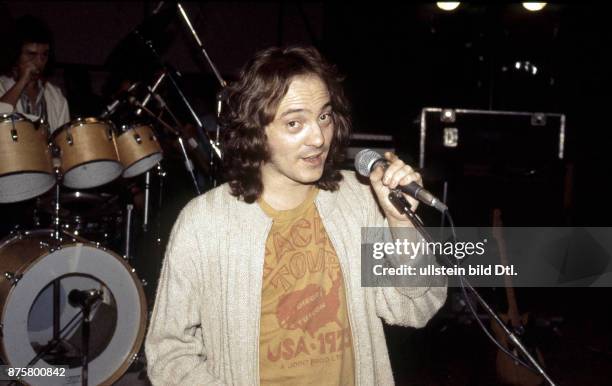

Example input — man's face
[261,75,334,188]
[16,42,50,81]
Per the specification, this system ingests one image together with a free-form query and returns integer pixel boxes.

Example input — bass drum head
[0,232,146,386]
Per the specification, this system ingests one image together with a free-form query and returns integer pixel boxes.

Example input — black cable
[442,209,541,375]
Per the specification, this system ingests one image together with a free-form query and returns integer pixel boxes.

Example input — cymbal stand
[134,29,222,160]
[132,100,201,195]
[53,168,62,242]
[177,2,227,187]
[52,166,63,349]
[177,2,227,89]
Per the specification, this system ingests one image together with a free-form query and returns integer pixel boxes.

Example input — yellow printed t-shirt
[258,187,355,386]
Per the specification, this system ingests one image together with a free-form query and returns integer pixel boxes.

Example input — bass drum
[0,229,147,386]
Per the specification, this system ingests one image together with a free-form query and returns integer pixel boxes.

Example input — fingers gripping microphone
[355,149,448,212]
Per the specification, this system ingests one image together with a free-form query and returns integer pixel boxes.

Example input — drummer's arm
[145,205,224,386]
[0,60,37,108]
[0,76,29,108]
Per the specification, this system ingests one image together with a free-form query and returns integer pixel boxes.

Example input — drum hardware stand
[143,170,151,232]
[177,2,227,89]
[154,163,165,244]
[131,100,201,195]
[124,204,134,259]
[133,28,222,172]
[177,1,227,188]
[135,72,167,117]
[211,90,228,188]
[146,89,204,195]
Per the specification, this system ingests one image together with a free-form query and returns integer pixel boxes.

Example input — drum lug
[108,128,114,141]
[10,128,18,142]
[141,278,148,287]
[39,240,58,252]
[133,133,142,144]
[66,132,74,146]
[4,271,22,286]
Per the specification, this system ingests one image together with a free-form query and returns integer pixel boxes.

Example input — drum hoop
[0,169,54,178]
[0,112,31,123]
[122,151,163,169]
[0,229,147,385]
[117,123,154,137]
[51,117,114,141]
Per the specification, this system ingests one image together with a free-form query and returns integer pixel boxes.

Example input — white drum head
[63,161,123,189]
[122,152,162,178]
[1,242,146,386]
[0,172,55,203]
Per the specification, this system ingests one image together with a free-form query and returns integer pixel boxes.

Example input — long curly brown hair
[221,46,351,203]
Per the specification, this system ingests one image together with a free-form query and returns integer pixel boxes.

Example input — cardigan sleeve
[360,179,448,328]
[145,204,226,385]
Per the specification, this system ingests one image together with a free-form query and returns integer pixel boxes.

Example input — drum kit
[0,112,163,385]
[0,3,226,384]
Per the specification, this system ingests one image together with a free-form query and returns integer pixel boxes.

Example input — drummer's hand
[14,60,39,85]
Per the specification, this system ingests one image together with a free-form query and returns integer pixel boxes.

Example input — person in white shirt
[0,15,69,133]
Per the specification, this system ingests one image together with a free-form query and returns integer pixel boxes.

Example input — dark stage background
[1,2,611,385]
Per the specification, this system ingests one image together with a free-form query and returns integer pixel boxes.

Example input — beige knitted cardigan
[145,171,447,385]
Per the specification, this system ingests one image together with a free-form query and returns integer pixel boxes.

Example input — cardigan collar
[220,180,340,221]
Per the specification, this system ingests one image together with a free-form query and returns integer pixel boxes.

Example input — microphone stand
[76,291,102,386]
[387,191,557,386]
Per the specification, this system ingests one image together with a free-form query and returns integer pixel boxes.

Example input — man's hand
[369,152,422,227]
[14,60,39,85]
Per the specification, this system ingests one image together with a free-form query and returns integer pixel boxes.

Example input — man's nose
[307,123,325,147]
[33,54,45,67]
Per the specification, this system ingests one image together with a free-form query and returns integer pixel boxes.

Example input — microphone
[68,289,103,308]
[354,149,448,212]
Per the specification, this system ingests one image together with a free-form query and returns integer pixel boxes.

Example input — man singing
[146,46,446,385]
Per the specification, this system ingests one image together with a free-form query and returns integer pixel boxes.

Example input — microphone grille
[354,149,383,177]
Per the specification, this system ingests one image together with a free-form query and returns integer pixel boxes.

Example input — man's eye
[319,113,332,121]
[288,121,300,128]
